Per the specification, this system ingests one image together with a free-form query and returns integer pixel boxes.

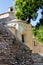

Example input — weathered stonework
[0,6,43,55]
[0,23,34,65]
[0,6,33,51]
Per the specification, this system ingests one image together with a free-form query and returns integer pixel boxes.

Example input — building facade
[0,6,33,50]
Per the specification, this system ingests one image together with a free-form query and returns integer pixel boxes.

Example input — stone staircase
[0,23,33,65]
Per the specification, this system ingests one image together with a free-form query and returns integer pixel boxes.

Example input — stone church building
[0,6,33,50]
[0,6,43,53]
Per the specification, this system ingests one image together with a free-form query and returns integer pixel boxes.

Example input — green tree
[14,0,43,23]
[39,10,43,25]
[32,15,43,43]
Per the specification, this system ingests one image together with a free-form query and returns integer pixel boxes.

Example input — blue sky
[0,0,42,26]
[0,0,13,13]
[31,9,42,26]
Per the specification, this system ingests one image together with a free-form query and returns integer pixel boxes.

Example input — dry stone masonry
[0,23,34,65]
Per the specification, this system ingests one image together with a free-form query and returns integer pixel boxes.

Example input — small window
[22,35,24,42]
[34,41,36,46]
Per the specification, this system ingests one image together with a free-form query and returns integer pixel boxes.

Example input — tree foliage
[32,15,43,43]
[14,0,43,23]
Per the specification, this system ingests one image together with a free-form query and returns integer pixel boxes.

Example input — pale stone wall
[7,27,16,35]
[7,20,33,50]
[23,24,33,50]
